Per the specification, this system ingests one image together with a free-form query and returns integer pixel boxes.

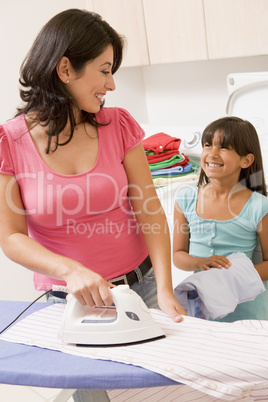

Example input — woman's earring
[66,80,70,84]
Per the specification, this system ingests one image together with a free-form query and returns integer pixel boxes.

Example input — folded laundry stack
[142,132,199,187]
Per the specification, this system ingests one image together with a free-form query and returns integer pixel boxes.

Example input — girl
[173,116,268,321]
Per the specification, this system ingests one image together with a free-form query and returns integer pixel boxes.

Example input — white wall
[0,0,88,124]
[107,55,268,127]
[107,66,149,123]
[0,250,41,301]
[1,2,268,301]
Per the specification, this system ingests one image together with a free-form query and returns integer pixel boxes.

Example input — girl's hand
[158,290,187,322]
[196,255,231,271]
[64,265,115,307]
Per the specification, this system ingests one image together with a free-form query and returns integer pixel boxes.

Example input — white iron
[57,285,165,345]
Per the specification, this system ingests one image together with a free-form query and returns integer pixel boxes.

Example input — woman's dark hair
[198,116,267,196]
[16,8,124,153]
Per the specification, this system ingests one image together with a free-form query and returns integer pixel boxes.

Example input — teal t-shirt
[175,187,268,321]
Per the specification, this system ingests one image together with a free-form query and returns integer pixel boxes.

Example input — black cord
[0,289,52,335]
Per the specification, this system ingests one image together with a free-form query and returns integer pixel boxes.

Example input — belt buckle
[109,274,128,285]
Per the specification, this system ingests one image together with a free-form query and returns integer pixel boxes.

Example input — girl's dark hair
[198,116,267,196]
[16,8,124,153]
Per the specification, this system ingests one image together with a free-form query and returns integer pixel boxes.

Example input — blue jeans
[47,266,158,402]
[130,267,158,309]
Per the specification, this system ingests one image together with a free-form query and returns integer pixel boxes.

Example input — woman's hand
[158,290,187,322]
[64,265,115,307]
[196,255,231,271]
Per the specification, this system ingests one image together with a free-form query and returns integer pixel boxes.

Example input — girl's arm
[0,173,113,307]
[173,200,231,271]
[123,143,186,321]
[255,213,268,280]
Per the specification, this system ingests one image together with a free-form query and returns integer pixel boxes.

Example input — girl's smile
[201,131,248,183]
[206,162,224,168]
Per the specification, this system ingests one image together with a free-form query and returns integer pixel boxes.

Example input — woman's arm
[123,143,186,321]
[255,213,268,280]
[0,173,113,306]
[173,199,231,271]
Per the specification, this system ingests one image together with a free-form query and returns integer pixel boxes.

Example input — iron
[57,285,165,345]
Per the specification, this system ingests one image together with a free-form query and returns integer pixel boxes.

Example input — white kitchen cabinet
[89,0,268,67]
[143,0,208,64]
[92,0,150,67]
[204,0,268,59]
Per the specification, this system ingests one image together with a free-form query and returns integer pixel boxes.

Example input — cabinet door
[143,0,208,64]
[92,0,149,67]
[204,0,268,59]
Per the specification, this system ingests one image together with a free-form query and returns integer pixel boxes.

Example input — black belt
[50,255,152,299]
[109,255,152,287]
[49,290,68,299]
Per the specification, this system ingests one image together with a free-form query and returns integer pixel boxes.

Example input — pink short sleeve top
[0,107,148,290]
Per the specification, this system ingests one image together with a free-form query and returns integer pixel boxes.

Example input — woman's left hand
[158,291,187,322]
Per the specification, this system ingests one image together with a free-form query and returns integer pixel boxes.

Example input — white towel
[174,252,265,319]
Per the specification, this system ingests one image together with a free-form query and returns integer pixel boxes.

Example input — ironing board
[0,301,177,401]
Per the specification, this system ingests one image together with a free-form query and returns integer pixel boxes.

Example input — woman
[0,9,187,402]
[0,9,185,332]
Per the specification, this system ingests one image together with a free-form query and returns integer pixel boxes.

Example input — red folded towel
[142,133,181,154]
